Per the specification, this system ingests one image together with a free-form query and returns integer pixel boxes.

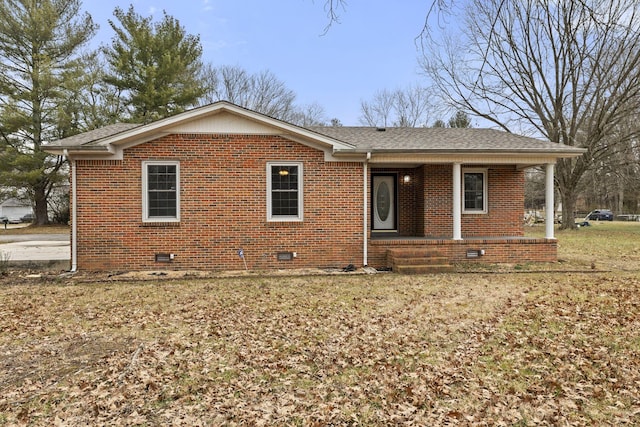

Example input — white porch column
[363,153,370,266]
[545,163,555,239]
[453,163,462,240]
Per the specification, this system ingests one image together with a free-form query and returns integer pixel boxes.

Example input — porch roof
[311,126,584,157]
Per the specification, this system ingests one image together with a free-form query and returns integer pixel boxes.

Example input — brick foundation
[368,237,557,268]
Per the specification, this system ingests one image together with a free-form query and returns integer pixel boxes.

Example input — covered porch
[364,162,557,269]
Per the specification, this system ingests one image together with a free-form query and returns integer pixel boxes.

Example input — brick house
[45,101,584,272]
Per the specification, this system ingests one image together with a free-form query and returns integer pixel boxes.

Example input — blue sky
[84,0,434,125]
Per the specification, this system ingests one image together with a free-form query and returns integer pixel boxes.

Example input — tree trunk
[560,190,578,230]
[617,186,624,214]
[34,183,49,226]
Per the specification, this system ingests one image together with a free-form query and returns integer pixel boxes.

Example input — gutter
[46,145,114,156]
[332,148,586,158]
[65,149,78,273]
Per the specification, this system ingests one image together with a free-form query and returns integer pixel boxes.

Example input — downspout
[363,152,371,267]
[65,149,78,272]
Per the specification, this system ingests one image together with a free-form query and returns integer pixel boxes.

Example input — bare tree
[581,117,640,213]
[200,65,307,122]
[288,102,328,127]
[200,64,327,125]
[360,89,395,127]
[395,85,435,127]
[360,86,435,127]
[321,0,451,36]
[422,0,640,228]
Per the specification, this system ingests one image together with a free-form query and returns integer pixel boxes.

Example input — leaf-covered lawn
[529,221,640,271]
[1,271,639,426]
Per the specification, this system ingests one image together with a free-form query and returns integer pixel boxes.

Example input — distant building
[0,198,32,220]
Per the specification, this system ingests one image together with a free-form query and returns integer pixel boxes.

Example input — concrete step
[387,247,453,274]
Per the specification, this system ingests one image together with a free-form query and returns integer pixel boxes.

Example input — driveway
[0,232,69,263]
[0,233,69,243]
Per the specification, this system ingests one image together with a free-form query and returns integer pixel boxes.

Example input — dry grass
[1,223,639,425]
[0,224,69,235]
[527,221,640,271]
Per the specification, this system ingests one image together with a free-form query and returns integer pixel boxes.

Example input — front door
[372,174,397,231]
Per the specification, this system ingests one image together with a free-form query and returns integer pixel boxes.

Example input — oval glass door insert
[376,181,390,221]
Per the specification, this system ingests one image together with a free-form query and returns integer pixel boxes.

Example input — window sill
[142,221,180,227]
[266,220,304,227]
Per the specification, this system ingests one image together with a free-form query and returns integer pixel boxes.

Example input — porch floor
[371,235,543,242]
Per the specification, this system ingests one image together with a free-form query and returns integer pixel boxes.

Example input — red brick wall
[74,135,536,272]
[422,165,453,237]
[420,165,525,237]
[398,169,419,236]
[74,134,364,271]
[463,166,525,237]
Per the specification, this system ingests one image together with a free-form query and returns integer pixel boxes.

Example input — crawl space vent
[155,253,172,263]
[277,252,294,261]
[466,249,483,258]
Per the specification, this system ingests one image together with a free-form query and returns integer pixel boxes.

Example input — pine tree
[0,0,97,224]
[104,6,205,123]
[448,110,472,128]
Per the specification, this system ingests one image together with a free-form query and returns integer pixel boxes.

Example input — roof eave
[43,144,115,156]
[333,148,586,158]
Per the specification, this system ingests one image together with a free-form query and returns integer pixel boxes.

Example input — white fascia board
[46,144,117,158]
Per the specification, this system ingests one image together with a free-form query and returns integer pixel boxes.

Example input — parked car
[20,213,34,223]
[8,217,22,224]
[586,209,614,221]
[0,215,7,224]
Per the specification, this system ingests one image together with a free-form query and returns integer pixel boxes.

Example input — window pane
[148,192,177,217]
[271,165,299,217]
[464,172,484,210]
[272,191,299,216]
[148,165,176,191]
[147,164,177,218]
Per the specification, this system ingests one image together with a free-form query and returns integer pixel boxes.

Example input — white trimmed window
[142,161,180,222]
[267,162,303,221]
[463,169,487,214]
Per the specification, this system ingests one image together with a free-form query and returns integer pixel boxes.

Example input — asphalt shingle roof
[47,123,141,147]
[309,126,575,153]
[46,112,581,157]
